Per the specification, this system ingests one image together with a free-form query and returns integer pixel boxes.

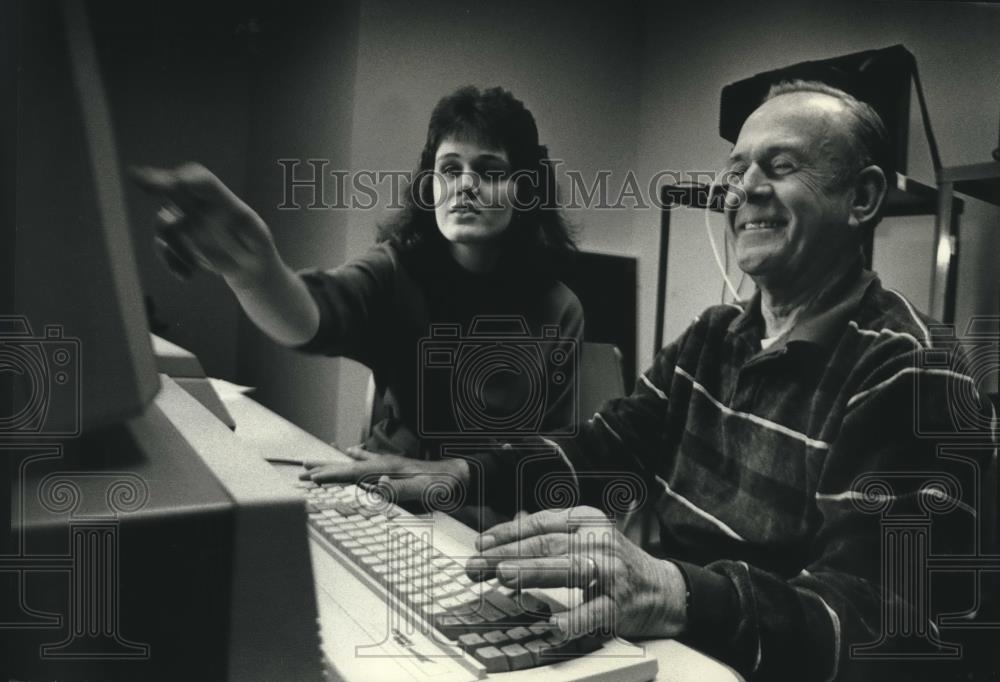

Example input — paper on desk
[208,377,256,399]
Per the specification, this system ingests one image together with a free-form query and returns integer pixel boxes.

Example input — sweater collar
[728,265,878,351]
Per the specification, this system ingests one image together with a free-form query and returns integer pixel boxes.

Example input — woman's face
[432,137,515,257]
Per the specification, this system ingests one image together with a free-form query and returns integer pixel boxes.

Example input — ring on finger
[584,556,599,591]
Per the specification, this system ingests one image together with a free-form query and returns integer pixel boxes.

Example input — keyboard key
[472,646,510,674]
[484,590,520,615]
[483,630,510,647]
[472,601,506,624]
[523,639,548,665]
[433,614,467,640]
[484,590,538,626]
[396,582,421,596]
[505,626,532,643]
[456,632,486,652]
[501,643,535,671]
[457,613,485,628]
[539,633,604,661]
[392,532,414,546]
[434,583,465,599]
[444,598,478,615]
[438,596,462,610]
[409,591,431,608]
[333,501,359,515]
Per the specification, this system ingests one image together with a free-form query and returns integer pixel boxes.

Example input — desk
[222,392,743,682]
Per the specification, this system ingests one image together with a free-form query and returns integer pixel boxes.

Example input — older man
[309,82,991,680]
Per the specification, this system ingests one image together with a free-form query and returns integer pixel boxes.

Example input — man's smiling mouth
[741,220,786,231]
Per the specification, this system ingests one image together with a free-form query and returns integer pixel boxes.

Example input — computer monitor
[5,2,323,679]
[12,0,159,436]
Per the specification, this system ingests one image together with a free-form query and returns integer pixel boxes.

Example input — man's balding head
[764,81,891,198]
[724,84,889,292]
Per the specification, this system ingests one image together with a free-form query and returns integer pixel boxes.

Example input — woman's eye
[439,164,462,177]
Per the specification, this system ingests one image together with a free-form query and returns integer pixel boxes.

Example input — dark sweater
[469,269,993,681]
[297,242,584,458]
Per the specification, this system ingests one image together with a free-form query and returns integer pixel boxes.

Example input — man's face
[724,92,859,288]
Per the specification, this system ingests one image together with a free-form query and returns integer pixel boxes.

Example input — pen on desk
[263,456,309,466]
[265,442,343,467]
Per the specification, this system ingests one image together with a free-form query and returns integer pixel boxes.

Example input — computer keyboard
[295,480,658,681]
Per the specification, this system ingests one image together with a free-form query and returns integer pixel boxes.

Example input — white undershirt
[760,335,779,350]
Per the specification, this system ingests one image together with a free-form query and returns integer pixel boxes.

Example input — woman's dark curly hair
[378,86,576,271]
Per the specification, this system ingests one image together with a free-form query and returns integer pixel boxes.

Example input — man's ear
[848,164,887,229]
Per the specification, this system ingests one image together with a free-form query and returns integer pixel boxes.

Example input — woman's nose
[456,170,479,194]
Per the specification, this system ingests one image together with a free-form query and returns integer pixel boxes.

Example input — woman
[134,86,582,489]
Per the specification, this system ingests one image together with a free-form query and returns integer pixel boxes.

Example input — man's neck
[757,257,861,339]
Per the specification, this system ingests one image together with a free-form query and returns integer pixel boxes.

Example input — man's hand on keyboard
[466,507,688,640]
[300,446,471,506]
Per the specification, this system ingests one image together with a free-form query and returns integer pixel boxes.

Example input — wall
[329,0,647,440]
[630,0,1000,366]
[238,1,361,441]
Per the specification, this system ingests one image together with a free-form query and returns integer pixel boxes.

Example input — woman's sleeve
[293,244,397,367]
[540,284,585,435]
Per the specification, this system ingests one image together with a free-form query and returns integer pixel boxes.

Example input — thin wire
[705,172,741,301]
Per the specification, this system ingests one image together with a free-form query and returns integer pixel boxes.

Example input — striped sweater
[469,269,994,681]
